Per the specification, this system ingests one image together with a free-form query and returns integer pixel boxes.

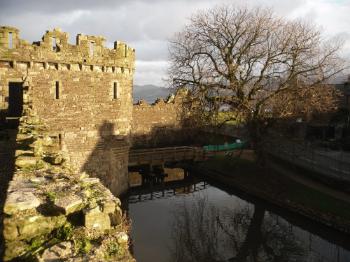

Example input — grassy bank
[193,153,350,232]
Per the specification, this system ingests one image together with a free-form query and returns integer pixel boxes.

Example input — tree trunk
[229,205,266,262]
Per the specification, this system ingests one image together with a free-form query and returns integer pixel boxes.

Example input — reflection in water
[129,168,186,187]
[127,178,350,262]
[171,197,306,262]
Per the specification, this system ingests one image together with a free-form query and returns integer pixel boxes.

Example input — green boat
[203,140,247,152]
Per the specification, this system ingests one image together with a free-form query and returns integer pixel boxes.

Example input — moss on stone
[105,241,120,259]
[46,191,57,202]
[55,222,74,240]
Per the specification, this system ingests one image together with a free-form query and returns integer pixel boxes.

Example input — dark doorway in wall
[8,82,23,117]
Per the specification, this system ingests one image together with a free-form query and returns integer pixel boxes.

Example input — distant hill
[133,85,175,104]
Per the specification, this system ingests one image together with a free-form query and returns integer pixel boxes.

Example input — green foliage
[81,183,105,207]
[56,223,74,240]
[107,242,119,256]
[22,235,49,259]
[21,159,47,172]
[36,160,46,169]
[104,241,125,259]
[74,238,92,254]
[29,236,45,251]
[46,191,57,202]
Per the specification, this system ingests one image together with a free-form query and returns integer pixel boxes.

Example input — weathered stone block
[54,194,84,215]
[44,153,64,165]
[18,215,66,239]
[3,221,19,240]
[109,206,123,227]
[84,206,111,231]
[116,232,129,244]
[15,149,34,157]
[15,156,38,169]
[29,176,47,184]
[7,180,37,193]
[4,240,29,261]
[102,200,116,214]
[42,135,53,146]
[16,133,32,141]
[40,241,73,261]
[4,191,41,215]
[81,177,100,186]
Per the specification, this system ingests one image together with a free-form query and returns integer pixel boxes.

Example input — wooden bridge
[128,146,207,167]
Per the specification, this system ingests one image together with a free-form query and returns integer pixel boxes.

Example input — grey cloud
[130,40,168,61]
[134,60,169,86]
[0,0,348,85]
[0,0,208,42]
[0,0,208,15]
[0,0,131,15]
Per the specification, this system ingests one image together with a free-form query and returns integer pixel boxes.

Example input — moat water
[125,169,350,262]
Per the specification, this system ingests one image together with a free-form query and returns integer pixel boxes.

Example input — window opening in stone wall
[8,32,13,49]
[52,37,57,51]
[113,82,118,100]
[89,41,94,56]
[55,81,60,99]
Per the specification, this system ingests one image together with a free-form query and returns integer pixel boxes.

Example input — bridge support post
[184,169,188,179]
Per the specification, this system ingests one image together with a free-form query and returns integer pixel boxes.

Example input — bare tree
[269,83,340,120]
[168,5,345,149]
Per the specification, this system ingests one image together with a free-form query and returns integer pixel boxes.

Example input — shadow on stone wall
[131,125,201,149]
[0,115,19,258]
[130,124,243,149]
[81,121,129,196]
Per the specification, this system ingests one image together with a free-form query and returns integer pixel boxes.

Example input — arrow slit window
[113,82,119,100]
[55,81,60,99]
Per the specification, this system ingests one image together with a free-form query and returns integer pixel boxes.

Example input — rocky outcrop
[3,108,134,261]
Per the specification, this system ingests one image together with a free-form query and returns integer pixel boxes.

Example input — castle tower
[0,26,135,195]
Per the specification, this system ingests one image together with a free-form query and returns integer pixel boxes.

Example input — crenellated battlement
[0,26,135,70]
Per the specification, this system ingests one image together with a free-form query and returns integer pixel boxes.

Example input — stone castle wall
[131,90,198,148]
[0,26,135,195]
[131,89,244,148]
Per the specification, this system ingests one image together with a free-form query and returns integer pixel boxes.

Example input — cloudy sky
[0,0,349,86]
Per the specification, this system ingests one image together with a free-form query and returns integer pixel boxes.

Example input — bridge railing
[129,146,205,166]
